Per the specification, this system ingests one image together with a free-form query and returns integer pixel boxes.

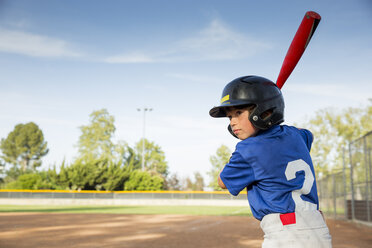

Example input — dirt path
[0,213,371,248]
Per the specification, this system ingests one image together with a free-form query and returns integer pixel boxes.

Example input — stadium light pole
[137,107,153,170]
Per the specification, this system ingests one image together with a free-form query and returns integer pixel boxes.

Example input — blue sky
[0,0,371,185]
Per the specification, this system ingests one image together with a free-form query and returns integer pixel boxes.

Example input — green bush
[5,174,40,189]
[124,170,163,191]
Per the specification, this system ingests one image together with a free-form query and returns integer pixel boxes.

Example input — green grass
[0,205,252,216]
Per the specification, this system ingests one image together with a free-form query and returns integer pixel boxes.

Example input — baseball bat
[276,11,321,89]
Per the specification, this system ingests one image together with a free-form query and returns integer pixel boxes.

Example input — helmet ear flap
[249,107,273,130]
[227,125,239,139]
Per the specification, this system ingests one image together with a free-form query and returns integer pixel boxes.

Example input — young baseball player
[210,75,332,248]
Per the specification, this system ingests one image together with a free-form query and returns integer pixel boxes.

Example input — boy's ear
[227,125,239,139]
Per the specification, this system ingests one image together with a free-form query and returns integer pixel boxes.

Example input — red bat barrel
[276,11,321,89]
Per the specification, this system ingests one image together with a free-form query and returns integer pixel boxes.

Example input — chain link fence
[0,190,247,201]
[318,131,372,225]
[1,131,371,224]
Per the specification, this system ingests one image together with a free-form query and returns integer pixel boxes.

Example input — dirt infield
[0,213,371,248]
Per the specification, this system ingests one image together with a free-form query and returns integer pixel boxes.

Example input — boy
[209,75,332,248]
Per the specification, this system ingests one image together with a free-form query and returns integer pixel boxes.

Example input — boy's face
[226,107,258,140]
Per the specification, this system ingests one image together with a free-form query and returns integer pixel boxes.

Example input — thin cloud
[104,19,271,64]
[104,52,155,63]
[165,73,222,83]
[174,19,270,61]
[287,82,371,102]
[0,28,81,58]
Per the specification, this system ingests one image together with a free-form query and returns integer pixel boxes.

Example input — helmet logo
[220,94,230,104]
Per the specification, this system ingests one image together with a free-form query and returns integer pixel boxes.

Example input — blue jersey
[220,125,319,221]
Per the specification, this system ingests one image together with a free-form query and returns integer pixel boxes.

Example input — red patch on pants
[280,212,296,225]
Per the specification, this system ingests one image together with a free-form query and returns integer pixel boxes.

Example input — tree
[67,161,98,190]
[71,109,127,190]
[42,166,60,190]
[300,100,372,177]
[0,159,5,179]
[77,109,116,162]
[208,145,232,190]
[134,139,168,177]
[4,172,55,190]
[101,162,131,191]
[193,172,205,191]
[124,170,164,191]
[183,172,205,191]
[4,173,40,189]
[0,122,49,172]
[164,173,182,190]
[57,161,71,190]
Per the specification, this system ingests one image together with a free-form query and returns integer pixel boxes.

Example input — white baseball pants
[260,210,332,248]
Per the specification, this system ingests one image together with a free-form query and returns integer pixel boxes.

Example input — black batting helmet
[209,75,285,131]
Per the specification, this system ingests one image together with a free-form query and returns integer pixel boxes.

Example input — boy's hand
[218,170,227,189]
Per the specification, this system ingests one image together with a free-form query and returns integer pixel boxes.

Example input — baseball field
[1,205,371,248]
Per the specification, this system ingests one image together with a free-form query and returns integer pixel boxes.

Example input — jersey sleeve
[298,128,313,151]
[220,149,255,196]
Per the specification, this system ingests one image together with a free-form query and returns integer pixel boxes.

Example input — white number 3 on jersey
[285,159,317,211]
